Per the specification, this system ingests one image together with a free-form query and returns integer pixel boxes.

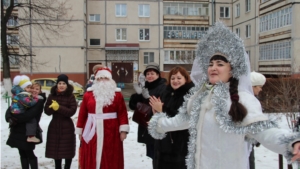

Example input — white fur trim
[75,128,83,134]
[88,87,120,92]
[95,70,112,79]
[119,124,130,133]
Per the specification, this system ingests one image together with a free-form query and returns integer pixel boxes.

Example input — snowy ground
[0,95,295,169]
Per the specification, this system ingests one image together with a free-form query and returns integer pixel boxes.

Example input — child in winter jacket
[10,75,40,143]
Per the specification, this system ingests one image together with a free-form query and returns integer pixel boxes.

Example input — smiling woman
[207,55,232,85]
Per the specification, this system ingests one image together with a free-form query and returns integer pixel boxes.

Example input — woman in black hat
[129,62,167,168]
[44,74,77,169]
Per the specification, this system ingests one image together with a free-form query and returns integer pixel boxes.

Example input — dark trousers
[18,148,38,169]
[54,159,72,169]
[26,118,37,136]
[249,146,255,169]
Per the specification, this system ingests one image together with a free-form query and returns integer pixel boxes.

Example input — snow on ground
[0,95,296,169]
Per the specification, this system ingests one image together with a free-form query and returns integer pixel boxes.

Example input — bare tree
[1,0,73,95]
[260,74,300,129]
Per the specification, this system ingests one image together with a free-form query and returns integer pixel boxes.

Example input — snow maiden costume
[148,22,300,169]
[76,67,129,169]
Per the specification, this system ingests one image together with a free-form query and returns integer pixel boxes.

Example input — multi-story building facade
[2,0,300,86]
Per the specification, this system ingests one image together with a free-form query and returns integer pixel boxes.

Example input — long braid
[228,77,247,122]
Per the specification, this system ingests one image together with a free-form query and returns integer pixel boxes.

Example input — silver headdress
[191,21,253,95]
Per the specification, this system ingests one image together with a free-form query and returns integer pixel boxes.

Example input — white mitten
[133,82,142,94]
[142,88,150,99]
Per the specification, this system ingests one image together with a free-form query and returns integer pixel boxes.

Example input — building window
[7,35,18,45]
[164,26,208,39]
[7,16,18,26]
[164,50,195,63]
[260,7,292,32]
[139,4,150,17]
[144,52,154,64]
[236,28,240,37]
[220,7,230,18]
[116,4,127,17]
[259,40,291,60]
[3,0,17,6]
[163,3,209,16]
[245,0,251,12]
[235,4,240,17]
[116,28,127,41]
[139,29,150,41]
[246,24,251,38]
[89,14,100,22]
[246,50,250,59]
[90,39,100,46]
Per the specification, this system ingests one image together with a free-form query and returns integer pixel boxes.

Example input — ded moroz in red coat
[76,87,129,169]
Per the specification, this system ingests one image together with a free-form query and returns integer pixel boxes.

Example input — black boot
[28,157,38,169]
[64,159,72,169]
[20,158,29,169]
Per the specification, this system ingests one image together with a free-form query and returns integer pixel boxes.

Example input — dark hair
[145,69,160,77]
[228,77,247,122]
[167,66,191,85]
[210,55,229,63]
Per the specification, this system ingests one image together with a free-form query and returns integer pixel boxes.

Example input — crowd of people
[5,22,300,169]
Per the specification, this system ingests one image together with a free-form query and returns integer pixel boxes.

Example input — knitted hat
[95,67,112,79]
[57,74,69,85]
[250,71,266,86]
[143,62,160,76]
[13,75,32,89]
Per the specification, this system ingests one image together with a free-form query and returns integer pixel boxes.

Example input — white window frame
[89,39,100,46]
[235,4,240,17]
[115,4,127,17]
[7,35,18,45]
[144,52,154,64]
[7,17,18,26]
[259,40,291,60]
[236,28,240,37]
[220,7,230,18]
[139,29,150,41]
[246,24,251,38]
[139,4,150,17]
[89,14,100,22]
[246,0,251,12]
[116,28,127,41]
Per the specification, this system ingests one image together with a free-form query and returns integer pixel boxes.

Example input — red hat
[95,67,112,79]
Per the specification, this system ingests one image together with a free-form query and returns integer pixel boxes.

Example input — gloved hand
[49,100,60,111]
[142,88,150,99]
[133,82,142,94]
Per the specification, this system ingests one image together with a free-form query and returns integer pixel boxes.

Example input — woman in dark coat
[129,62,166,167]
[149,66,194,169]
[6,83,46,169]
[44,74,77,169]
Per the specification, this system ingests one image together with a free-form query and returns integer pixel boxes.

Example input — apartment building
[3,0,300,86]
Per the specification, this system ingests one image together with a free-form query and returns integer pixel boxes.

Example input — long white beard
[91,80,116,107]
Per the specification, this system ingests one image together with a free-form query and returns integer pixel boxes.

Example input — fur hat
[250,71,266,86]
[57,74,69,85]
[92,64,103,74]
[13,75,32,89]
[143,62,160,76]
[95,67,112,79]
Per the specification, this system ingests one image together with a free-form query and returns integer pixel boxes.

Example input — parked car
[31,78,84,98]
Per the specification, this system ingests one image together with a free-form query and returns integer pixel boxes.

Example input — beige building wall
[17,0,87,85]
[87,0,163,76]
